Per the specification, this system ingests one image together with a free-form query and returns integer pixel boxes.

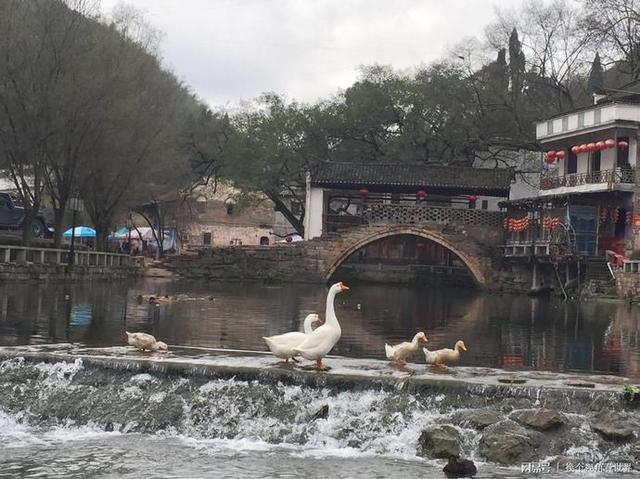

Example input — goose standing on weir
[263,313,321,363]
[292,282,349,370]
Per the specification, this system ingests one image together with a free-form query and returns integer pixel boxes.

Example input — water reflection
[1,280,640,378]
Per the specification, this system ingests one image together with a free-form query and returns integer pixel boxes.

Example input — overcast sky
[99,0,530,108]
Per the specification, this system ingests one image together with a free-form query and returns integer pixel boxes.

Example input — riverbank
[1,344,638,474]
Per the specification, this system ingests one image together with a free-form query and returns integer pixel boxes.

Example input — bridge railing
[0,244,133,267]
[326,204,506,231]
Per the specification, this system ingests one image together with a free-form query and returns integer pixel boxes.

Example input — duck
[292,282,349,370]
[423,340,467,367]
[126,331,169,352]
[385,332,428,364]
[263,313,321,363]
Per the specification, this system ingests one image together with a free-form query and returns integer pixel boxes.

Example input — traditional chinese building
[501,91,640,293]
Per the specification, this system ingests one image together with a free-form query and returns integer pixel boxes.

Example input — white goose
[385,332,428,364]
[263,313,321,363]
[293,282,349,370]
[423,340,467,367]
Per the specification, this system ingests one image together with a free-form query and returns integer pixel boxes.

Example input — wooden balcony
[540,167,635,191]
[325,204,506,232]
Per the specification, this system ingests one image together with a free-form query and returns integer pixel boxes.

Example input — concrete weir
[0,343,630,403]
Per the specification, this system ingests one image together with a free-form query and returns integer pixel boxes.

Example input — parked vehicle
[0,192,48,238]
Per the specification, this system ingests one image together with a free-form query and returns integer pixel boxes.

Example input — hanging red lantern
[556,150,566,159]
[587,143,597,152]
[579,144,588,153]
[358,188,369,197]
[600,207,608,222]
[544,155,555,164]
[468,195,478,203]
[416,189,427,199]
[571,146,580,154]
[626,211,633,225]
[605,139,616,149]
[546,150,557,160]
[596,141,606,151]
[618,140,629,149]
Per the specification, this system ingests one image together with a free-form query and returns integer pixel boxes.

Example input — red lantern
[618,140,629,149]
[587,143,597,152]
[579,144,588,153]
[358,188,369,197]
[468,195,478,203]
[571,146,580,154]
[546,150,556,160]
[556,150,566,160]
[605,139,616,149]
[596,141,606,151]
[626,211,633,225]
[416,189,427,199]
[600,207,608,222]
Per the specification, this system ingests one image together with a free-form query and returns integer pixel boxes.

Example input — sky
[98,0,531,108]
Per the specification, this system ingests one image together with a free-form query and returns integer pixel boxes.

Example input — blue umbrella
[63,226,96,238]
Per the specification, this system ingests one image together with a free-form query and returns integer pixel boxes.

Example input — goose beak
[340,283,350,291]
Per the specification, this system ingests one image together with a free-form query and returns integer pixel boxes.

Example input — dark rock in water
[418,424,461,459]
[310,404,329,420]
[443,457,477,477]
[454,409,500,430]
[591,412,636,441]
[479,419,543,465]
[511,408,565,431]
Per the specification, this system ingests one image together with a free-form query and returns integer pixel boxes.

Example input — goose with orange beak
[292,282,349,370]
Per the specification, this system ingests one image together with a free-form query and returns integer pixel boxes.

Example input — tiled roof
[311,162,513,193]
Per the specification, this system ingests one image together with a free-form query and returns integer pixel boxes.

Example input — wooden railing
[0,244,133,267]
[325,204,505,231]
[540,167,635,191]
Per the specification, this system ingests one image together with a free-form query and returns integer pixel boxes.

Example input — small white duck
[263,313,321,363]
[385,332,428,364]
[126,332,169,352]
[292,282,349,370]
[423,340,467,367]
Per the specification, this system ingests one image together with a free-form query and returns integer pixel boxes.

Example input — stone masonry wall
[0,263,139,282]
[616,272,640,298]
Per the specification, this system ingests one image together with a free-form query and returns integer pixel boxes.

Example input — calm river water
[1,278,639,378]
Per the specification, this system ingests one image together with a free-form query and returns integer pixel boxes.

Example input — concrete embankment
[0,343,630,403]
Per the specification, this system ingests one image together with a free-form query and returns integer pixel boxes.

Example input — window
[567,150,578,174]
[195,200,206,213]
[577,113,585,128]
[562,116,569,131]
[547,120,554,135]
[617,136,630,167]
[260,236,269,246]
[592,150,601,173]
[468,200,476,210]
[481,200,488,210]
[226,203,234,215]
[594,108,601,124]
[203,232,212,245]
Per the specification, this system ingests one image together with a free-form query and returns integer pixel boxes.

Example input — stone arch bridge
[301,222,504,289]
[167,210,507,290]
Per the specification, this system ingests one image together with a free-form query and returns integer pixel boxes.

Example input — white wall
[304,186,324,240]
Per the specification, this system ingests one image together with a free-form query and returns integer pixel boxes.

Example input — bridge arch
[323,226,487,288]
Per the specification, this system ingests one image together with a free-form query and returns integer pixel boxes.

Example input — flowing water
[1,279,640,477]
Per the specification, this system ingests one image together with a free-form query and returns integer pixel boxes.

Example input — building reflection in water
[1,280,640,378]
